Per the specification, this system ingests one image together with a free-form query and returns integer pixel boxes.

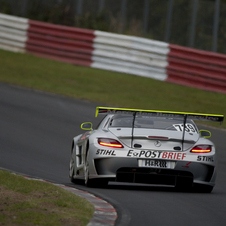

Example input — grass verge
[0,49,225,129]
[0,170,94,226]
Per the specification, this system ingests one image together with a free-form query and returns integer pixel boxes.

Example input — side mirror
[81,122,93,130]
[199,130,211,138]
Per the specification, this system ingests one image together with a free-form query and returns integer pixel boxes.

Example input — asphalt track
[1,82,226,226]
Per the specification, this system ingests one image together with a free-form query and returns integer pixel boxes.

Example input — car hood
[108,127,199,151]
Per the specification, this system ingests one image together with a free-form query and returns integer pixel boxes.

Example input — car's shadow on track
[108,182,176,192]
[64,181,201,193]
[107,182,212,193]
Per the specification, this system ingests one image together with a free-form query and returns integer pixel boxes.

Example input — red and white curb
[57,184,117,226]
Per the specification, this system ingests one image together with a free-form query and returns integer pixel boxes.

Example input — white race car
[69,107,224,192]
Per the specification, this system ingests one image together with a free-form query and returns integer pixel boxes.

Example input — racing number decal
[173,123,196,133]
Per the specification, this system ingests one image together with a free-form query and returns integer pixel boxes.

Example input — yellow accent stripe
[95,107,224,122]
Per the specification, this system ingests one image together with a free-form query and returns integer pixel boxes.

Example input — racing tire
[84,158,94,187]
[84,159,109,188]
[69,145,83,184]
[69,156,76,183]
[69,164,83,184]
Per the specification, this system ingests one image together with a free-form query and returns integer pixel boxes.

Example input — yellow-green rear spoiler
[95,107,224,123]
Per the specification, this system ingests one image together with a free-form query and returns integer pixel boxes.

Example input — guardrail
[0,13,226,94]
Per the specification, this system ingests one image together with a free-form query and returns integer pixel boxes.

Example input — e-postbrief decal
[96,149,187,160]
[127,150,186,160]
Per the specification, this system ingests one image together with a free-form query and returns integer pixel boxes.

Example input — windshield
[109,114,198,133]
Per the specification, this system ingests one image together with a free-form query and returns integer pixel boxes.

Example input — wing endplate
[95,107,224,122]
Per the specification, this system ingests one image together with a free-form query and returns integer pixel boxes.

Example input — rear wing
[96,107,224,150]
[95,107,224,123]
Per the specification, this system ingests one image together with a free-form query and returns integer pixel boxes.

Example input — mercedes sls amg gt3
[69,107,224,192]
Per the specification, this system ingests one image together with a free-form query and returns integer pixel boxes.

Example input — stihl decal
[197,156,214,162]
[96,149,116,156]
